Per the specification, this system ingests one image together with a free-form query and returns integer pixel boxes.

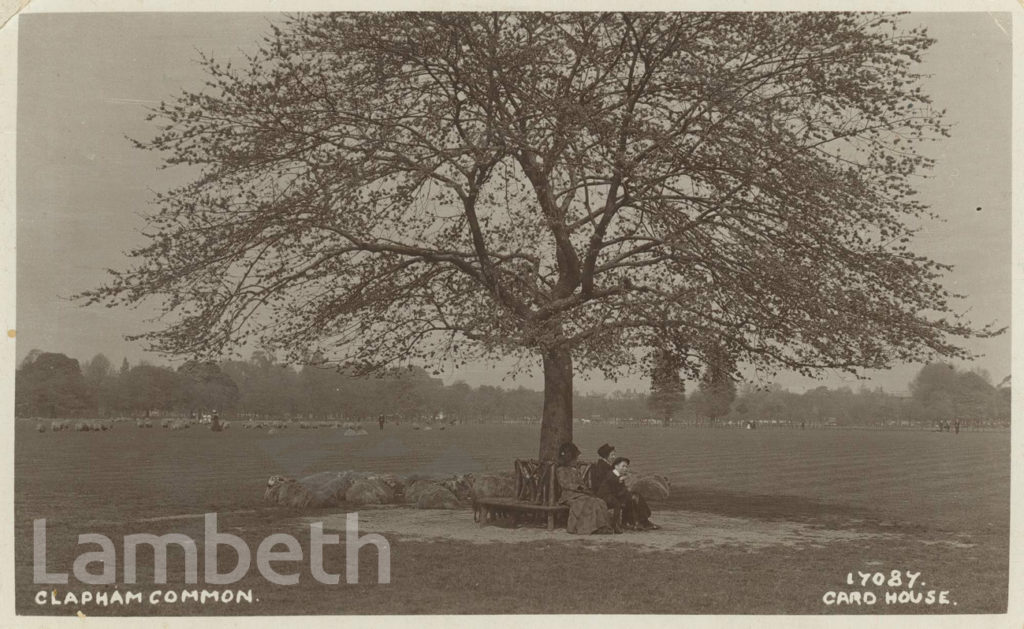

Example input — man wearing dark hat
[596,457,659,531]
[590,443,616,492]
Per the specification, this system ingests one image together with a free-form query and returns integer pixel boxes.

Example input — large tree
[83,13,998,459]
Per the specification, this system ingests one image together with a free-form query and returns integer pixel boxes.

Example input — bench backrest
[514,459,593,506]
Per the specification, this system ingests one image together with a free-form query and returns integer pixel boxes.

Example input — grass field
[14,420,1010,615]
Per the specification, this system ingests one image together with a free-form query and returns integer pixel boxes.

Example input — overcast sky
[15,12,1012,395]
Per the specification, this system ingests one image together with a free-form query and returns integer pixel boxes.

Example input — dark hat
[597,443,615,459]
[558,442,581,464]
[612,456,630,467]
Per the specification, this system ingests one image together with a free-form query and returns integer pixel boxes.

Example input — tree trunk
[539,347,573,461]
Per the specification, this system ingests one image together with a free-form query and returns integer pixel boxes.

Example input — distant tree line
[14,349,1010,426]
[15,350,241,419]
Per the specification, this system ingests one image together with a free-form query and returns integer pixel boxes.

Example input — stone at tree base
[625,474,671,501]
[471,474,515,499]
[415,485,461,509]
[345,478,394,505]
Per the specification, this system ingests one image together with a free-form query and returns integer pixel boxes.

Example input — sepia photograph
[2,2,1017,623]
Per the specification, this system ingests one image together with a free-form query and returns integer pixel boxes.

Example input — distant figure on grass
[954,419,961,435]
[211,410,222,432]
[555,442,613,535]
[596,457,659,532]
[378,415,385,432]
[590,443,616,492]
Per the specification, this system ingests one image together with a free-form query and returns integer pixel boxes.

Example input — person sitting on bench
[596,456,631,533]
[590,443,616,492]
[597,457,660,531]
[555,442,613,535]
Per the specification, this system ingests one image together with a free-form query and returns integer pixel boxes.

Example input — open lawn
[14,421,1010,615]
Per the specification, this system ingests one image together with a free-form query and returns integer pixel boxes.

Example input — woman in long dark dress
[555,442,612,534]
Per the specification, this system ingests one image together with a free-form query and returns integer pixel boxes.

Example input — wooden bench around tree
[474,459,593,530]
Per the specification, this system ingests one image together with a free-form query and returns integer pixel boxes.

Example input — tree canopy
[82,12,1000,458]
[909,362,1003,423]
[15,352,91,418]
[177,360,240,413]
